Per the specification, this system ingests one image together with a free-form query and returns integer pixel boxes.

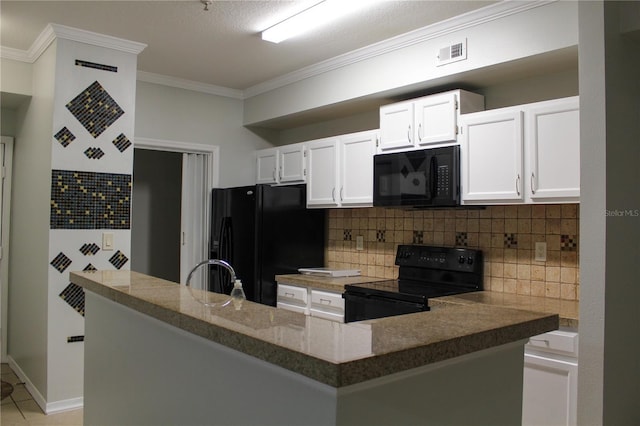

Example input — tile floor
[1,363,83,425]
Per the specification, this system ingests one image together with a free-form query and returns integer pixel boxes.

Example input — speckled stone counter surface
[275,273,386,291]
[72,270,558,388]
[277,273,579,328]
[430,292,578,329]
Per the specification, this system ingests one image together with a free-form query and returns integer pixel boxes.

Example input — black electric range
[343,245,483,322]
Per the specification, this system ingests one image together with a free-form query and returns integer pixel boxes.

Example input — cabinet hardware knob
[340,187,344,201]
[516,174,521,196]
[407,125,412,143]
[418,124,422,141]
[332,187,336,202]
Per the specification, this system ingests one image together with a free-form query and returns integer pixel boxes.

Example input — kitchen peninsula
[72,270,558,426]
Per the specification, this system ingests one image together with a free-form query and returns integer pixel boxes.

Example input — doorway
[132,149,182,282]
[132,137,219,289]
[0,136,14,362]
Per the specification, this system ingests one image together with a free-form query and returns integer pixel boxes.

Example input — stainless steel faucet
[185,259,236,289]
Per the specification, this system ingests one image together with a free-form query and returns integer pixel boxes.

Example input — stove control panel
[395,245,483,273]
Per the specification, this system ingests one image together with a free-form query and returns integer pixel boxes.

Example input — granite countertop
[71,270,558,388]
[276,273,579,328]
[275,273,387,291]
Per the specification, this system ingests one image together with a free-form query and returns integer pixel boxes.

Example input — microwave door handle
[429,156,437,199]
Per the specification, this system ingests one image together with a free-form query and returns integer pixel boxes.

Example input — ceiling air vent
[437,39,467,66]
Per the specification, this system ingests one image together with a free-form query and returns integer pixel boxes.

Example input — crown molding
[1,1,552,99]
[137,71,243,100]
[243,0,552,98]
[0,23,146,64]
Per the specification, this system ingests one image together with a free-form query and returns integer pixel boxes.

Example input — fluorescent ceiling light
[262,0,375,44]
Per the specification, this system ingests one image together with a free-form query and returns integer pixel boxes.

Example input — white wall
[8,41,57,401]
[578,1,640,423]
[134,81,273,188]
[243,1,578,127]
[0,58,33,96]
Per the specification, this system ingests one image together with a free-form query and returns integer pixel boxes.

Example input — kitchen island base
[84,291,525,426]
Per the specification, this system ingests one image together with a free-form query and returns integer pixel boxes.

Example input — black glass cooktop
[345,279,477,302]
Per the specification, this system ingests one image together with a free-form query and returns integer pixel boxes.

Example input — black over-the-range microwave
[373,145,460,208]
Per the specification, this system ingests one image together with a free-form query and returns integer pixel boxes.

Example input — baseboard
[7,355,84,414]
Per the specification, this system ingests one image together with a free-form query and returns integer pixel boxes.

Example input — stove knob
[467,257,474,265]
[458,255,466,264]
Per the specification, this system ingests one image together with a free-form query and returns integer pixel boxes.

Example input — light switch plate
[356,235,364,251]
[102,232,114,251]
[535,242,547,262]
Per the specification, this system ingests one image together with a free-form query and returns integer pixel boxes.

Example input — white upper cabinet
[256,147,279,184]
[527,97,580,201]
[379,89,484,153]
[460,96,580,205]
[256,143,306,185]
[306,137,340,207]
[461,109,524,202]
[339,131,377,206]
[307,130,378,208]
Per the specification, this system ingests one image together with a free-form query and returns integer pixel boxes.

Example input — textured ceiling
[0,1,496,90]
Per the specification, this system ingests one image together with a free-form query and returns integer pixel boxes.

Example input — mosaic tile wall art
[326,204,580,301]
[50,169,131,229]
[66,80,124,138]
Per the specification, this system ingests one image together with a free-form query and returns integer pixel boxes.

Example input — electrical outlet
[535,242,547,262]
[356,235,364,251]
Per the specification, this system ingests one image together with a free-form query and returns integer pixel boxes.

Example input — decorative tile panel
[54,127,76,147]
[112,133,132,153]
[66,81,124,138]
[504,233,518,248]
[109,250,129,269]
[413,231,424,244]
[376,230,386,242]
[50,252,72,273]
[455,232,468,247]
[79,243,100,256]
[59,283,85,316]
[75,59,118,73]
[343,229,352,241]
[84,147,105,159]
[50,170,131,229]
[83,264,97,272]
[561,234,578,251]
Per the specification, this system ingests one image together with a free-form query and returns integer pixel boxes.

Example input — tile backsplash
[326,204,579,301]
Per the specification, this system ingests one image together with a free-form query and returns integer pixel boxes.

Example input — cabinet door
[461,109,524,203]
[379,101,414,151]
[415,92,458,145]
[522,353,578,426]
[527,97,580,201]
[307,138,339,207]
[280,144,306,183]
[339,131,377,206]
[256,148,278,184]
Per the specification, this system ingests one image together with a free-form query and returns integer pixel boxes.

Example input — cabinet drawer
[277,284,308,306]
[277,302,307,314]
[310,289,345,311]
[309,308,344,322]
[527,330,578,357]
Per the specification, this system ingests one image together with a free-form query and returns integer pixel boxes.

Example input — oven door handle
[367,294,426,307]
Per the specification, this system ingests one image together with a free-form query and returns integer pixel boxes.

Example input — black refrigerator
[209,184,325,306]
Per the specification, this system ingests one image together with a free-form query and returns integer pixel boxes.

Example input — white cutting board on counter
[298,268,361,277]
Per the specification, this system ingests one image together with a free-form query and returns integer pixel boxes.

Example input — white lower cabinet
[276,283,308,314]
[522,330,578,426]
[276,283,344,322]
